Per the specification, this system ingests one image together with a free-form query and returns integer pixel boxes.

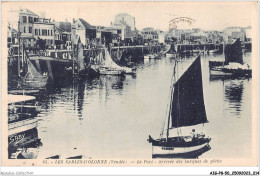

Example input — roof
[79,18,94,29]
[8,95,36,104]
[20,8,39,17]
[55,21,71,32]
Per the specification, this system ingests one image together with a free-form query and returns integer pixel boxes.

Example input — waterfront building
[190,31,208,44]
[106,24,134,44]
[18,8,55,48]
[206,31,223,44]
[141,27,159,43]
[18,8,39,47]
[168,28,193,44]
[72,18,96,46]
[7,26,18,47]
[114,13,136,31]
[158,31,166,44]
[95,26,113,46]
[54,21,71,47]
[33,18,55,47]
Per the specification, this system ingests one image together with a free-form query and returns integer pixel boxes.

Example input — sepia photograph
[1,0,258,172]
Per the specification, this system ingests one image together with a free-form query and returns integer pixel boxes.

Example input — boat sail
[20,49,48,90]
[209,39,251,78]
[148,54,211,158]
[99,47,135,75]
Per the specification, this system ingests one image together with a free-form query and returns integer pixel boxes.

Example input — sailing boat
[19,46,48,90]
[148,54,211,158]
[99,47,135,75]
[209,39,252,78]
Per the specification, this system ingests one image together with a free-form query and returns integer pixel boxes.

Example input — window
[51,30,53,36]
[42,29,47,36]
[35,29,38,35]
[28,17,33,23]
[48,30,49,36]
[39,29,41,35]
[22,16,27,23]
[34,18,38,22]
[24,26,26,33]
[29,27,32,33]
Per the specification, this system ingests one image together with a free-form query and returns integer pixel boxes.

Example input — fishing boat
[148,54,211,158]
[98,47,133,75]
[8,94,40,136]
[8,128,42,159]
[18,46,48,89]
[8,95,42,159]
[19,58,48,89]
[209,39,252,78]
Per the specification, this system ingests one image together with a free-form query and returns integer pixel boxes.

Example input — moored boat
[209,39,252,79]
[98,47,134,75]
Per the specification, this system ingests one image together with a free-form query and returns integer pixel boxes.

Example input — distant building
[18,8,55,48]
[33,18,55,47]
[54,21,71,45]
[72,18,96,46]
[190,31,208,44]
[158,31,166,44]
[141,27,159,43]
[168,28,193,44]
[223,27,246,44]
[95,26,113,45]
[7,26,18,46]
[106,23,133,42]
[114,13,135,31]
[206,31,223,44]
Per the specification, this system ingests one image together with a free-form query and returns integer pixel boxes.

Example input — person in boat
[191,129,198,140]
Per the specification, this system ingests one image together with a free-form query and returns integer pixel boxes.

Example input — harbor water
[33,52,252,159]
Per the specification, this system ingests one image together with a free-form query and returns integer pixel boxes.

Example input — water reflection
[224,80,244,116]
[11,52,251,159]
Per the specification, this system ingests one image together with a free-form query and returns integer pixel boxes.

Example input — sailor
[191,129,198,140]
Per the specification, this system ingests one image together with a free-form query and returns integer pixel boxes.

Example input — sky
[3,1,257,31]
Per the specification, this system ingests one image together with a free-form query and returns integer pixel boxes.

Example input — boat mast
[18,20,21,77]
[166,60,177,141]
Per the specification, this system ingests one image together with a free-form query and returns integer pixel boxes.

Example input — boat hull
[8,118,38,136]
[152,143,211,159]
[148,135,211,158]
[209,61,252,78]
[99,70,123,75]
[21,76,48,89]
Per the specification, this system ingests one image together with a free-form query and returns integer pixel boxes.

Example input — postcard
[1,1,258,168]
